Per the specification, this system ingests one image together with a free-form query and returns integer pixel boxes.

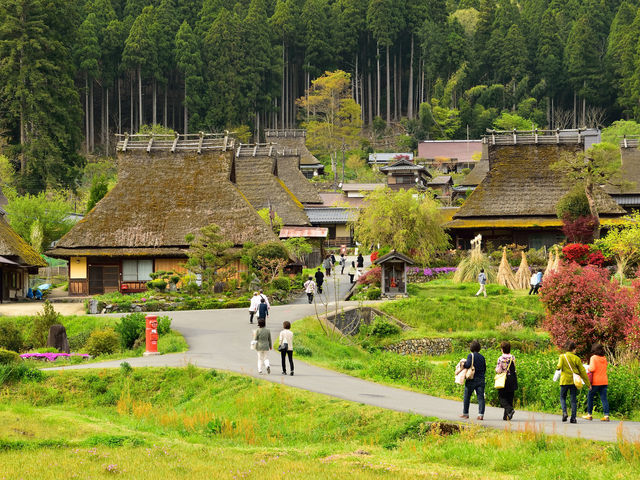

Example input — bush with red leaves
[370,251,379,262]
[562,243,591,265]
[539,262,639,356]
[587,251,606,267]
[562,214,596,243]
[357,266,381,286]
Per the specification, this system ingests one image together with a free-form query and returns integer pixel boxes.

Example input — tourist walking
[528,271,539,295]
[253,318,272,374]
[357,253,364,268]
[258,289,271,310]
[279,321,294,376]
[534,269,543,293]
[475,269,487,297]
[323,256,332,277]
[257,297,269,323]
[340,253,346,274]
[556,341,590,423]
[583,343,610,421]
[460,340,486,420]
[248,291,260,324]
[348,261,357,284]
[315,267,325,294]
[303,276,316,304]
[495,341,518,420]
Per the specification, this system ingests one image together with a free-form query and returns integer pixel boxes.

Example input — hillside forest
[1,0,640,192]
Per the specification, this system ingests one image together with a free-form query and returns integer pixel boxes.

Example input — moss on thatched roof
[0,214,46,267]
[234,156,310,226]
[264,130,322,166]
[276,156,321,204]
[51,151,277,255]
[458,160,489,186]
[453,144,624,219]
[604,146,640,194]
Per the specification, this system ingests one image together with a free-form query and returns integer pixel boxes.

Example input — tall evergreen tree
[175,21,205,133]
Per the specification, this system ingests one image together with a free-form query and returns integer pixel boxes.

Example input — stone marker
[47,324,70,353]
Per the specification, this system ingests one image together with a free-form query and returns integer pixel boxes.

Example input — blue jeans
[560,385,578,419]
[463,379,485,415]
[587,385,610,415]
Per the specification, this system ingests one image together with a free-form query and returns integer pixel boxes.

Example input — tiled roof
[305,207,358,224]
[429,175,453,185]
[279,226,328,238]
[341,183,384,192]
[418,140,482,163]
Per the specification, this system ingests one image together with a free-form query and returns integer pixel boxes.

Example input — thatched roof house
[604,141,640,212]
[264,129,324,178]
[0,212,46,301]
[49,144,278,295]
[446,132,626,249]
[275,155,322,204]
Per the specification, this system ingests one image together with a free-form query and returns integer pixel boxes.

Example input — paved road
[50,257,640,443]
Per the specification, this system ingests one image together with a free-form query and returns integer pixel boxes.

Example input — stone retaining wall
[384,337,453,356]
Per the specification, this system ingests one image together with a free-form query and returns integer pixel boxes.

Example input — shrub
[358,267,381,286]
[68,331,92,352]
[114,313,146,349]
[85,329,120,357]
[0,320,23,352]
[370,317,400,336]
[157,316,172,335]
[271,276,291,292]
[149,279,167,291]
[561,243,590,265]
[0,348,22,364]
[366,287,382,300]
[29,300,62,348]
[540,262,636,355]
[0,363,44,385]
[562,215,597,243]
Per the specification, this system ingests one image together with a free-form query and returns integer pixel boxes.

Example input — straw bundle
[497,247,517,289]
[514,251,530,289]
[453,245,496,283]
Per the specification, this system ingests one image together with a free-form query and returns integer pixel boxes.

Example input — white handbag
[250,330,257,350]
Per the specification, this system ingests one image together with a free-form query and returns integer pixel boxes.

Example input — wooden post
[122,133,129,152]
[171,133,179,153]
[146,134,154,153]
[197,131,204,154]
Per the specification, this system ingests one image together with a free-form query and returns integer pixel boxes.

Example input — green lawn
[0,367,638,479]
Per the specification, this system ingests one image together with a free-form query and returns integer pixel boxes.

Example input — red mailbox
[144,314,159,356]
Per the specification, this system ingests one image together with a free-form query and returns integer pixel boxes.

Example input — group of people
[456,340,610,423]
[474,268,545,297]
[252,319,295,376]
[302,253,365,303]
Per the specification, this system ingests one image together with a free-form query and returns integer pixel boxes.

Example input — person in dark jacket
[460,340,486,420]
[495,341,518,421]
[315,267,325,294]
[257,297,269,323]
[357,253,364,268]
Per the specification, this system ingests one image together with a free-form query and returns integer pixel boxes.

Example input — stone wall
[384,337,453,356]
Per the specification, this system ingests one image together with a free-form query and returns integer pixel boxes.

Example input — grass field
[0,367,638,479]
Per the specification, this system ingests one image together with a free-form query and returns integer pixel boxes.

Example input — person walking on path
[583,343,610,422]
[248,291,260,324]
[534,269,543,294]
[348,261,357,284]
[315,267,325,294]
[340,254,346,274]
[257,297,269,324]
[303,276,316,304]
[528,271,539,295]
[475,269,487,297]
[279,321,294,376]
[253,318,272,374]
[495,341,518,421]
[323,256,332,277]
[557,341,590,423]
[460,340,486,420]
[357,253,364,268]
[258,289,271,310]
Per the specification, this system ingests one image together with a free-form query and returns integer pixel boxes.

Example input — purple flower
[20,353,90,361]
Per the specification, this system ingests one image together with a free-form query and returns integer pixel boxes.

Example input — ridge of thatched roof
[604,146,640,195]
[233,156,310,226]
[453,144,624,218]
[458,160,489,186]
[264,130,322,167]
[276,155,322,204]
[0,214,46,267]
[51,151,277,254]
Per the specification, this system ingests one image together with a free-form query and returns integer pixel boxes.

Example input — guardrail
[235,143,299,157]
[264,129,306,138]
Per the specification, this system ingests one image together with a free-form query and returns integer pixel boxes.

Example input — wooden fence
[116,132,235,153]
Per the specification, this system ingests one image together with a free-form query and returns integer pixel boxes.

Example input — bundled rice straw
[453,242,496,283]
[514,251,530,290]
[497,247,518,290]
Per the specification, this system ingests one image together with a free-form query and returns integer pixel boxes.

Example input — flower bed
[20,353,90,362]
[406,267,456,283]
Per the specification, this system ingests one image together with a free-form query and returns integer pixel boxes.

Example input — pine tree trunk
[397,46,402,120]
[282,42,285,129]
[101,86,105,147]
[367,57,373,125]
[85,73,90,154]
[106,88,109,154]
[164,83,168,127]
[152,78,157,125]
[184,78,188,134]
[20,109,25,174]
[386,44,391,124]
[376,42,380,118]
[572,90,577,129]
[90,79,94,152]
[407,34,414,119]
[138,66,143,129]
[118,78,122,134]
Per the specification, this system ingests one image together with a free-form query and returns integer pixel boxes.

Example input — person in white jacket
[303,276,316,303]
[248,291,260,324]
[279,321,294,376]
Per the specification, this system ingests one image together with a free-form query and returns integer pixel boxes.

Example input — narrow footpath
[51,256,640,443]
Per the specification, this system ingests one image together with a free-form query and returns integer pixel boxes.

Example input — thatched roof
[604,146,640,195]
[448,144,624,227]
[0,214,46,267]
[233,155,310,226]
[264,129,323,167]
[49,151,277,257]
[458,160,489,186]
[276,155,322,204]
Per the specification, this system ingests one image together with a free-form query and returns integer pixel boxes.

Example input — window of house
[328,226,336,239]
[122,259,153,282]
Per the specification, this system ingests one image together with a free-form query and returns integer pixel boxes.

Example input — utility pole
[341,142,346,185]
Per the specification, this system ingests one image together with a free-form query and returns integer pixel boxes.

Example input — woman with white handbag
[556,341,590,423]
[460,340,486,420]
[494,341,518,421]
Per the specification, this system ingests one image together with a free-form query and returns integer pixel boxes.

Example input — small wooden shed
[373,250,415,297]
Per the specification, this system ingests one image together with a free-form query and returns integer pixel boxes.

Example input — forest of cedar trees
[1,0,639,192]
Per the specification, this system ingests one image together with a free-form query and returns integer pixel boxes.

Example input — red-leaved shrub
[357,266,381,286]
[561,243,591,265]
[370,251,379,262]
[540,262,638,355]
[562,214,596,243]
[587,251,606,267]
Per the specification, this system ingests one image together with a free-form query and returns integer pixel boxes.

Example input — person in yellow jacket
[557,341,590,423]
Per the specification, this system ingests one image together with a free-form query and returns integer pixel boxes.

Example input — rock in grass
[47,324,69,353]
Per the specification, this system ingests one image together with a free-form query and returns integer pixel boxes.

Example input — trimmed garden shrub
[114,313,146,349]
[85,329,119,357]
[369,316,400,336]
[366,287,382,300]
[271,276,291,292]
[0,320,23,352]
[0,348,22,364]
